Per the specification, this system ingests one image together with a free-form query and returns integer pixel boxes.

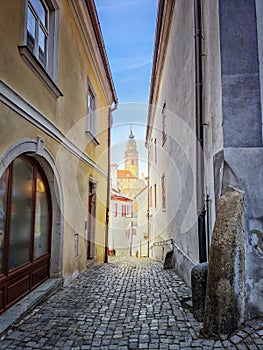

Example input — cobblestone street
[0,258,262,350]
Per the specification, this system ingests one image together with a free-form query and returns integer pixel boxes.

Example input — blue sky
[95,0,158,175]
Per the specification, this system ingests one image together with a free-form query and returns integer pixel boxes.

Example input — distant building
[117,130,146,198]
[109,191,133,257]
[118,169,138,198]
[109,129,148,257]
[125,128,139,178]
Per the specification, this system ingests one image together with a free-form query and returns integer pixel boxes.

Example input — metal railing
[152,238,174,247]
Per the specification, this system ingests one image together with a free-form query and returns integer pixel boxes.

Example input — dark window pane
[34,172,49,258]
[30,0,46,27]
[9,159,33,270]
[0,169,8,274]
[38,27,47,66]
[27,32,35,53]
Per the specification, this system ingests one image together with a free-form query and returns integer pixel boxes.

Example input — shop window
[0,157,51,272]
[0,155,51,313]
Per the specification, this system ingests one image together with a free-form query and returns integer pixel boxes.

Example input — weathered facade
[146,0,263,327]
[0,0,117,313]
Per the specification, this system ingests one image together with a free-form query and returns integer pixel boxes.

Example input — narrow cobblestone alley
[0,259,262,350]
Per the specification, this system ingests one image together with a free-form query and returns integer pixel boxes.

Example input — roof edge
[146,0,175,145]
[86,0,118,104]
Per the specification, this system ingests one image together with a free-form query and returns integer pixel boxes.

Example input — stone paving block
[0,258,262,349]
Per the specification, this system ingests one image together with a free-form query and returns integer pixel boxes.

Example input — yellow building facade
[0,0,117,313]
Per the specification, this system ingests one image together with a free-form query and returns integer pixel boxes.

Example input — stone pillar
[191,262,208,322]
[202,189,245,337]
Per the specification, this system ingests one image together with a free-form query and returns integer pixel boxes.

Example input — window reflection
[27,0,48,67]
[30,0,46,26]
[0,170,8,274]
[27,7,36,52]
[0,156,50,273]
[34,172,49,258]
[9,159,33,270]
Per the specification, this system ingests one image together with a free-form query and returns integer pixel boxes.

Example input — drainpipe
[194,0,207,263]
[104,102,118,263]
[147,145,150,258]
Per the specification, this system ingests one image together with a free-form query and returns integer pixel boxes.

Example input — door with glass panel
[0,156,51,313]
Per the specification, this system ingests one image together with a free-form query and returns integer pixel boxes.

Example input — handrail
[152,238,174,247]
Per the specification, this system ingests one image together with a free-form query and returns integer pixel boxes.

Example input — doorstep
[0,278,63,335]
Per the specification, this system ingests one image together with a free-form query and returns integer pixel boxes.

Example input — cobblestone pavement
[0,258,262,349]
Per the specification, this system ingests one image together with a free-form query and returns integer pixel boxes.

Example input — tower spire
[125,127,138,177]
[129,125,134,139]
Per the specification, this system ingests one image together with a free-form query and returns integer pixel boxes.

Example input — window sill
[18,45,63,98]
[86,131,100,146]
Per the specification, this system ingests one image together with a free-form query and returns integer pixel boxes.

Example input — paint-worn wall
[219,0,263,319]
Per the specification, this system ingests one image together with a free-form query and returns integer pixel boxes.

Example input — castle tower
[124,127,139,178]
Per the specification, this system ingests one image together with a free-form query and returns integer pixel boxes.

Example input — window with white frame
[122,205,126,217]
[19,0,61,97]
[27,0,48,67]
[126,204,132,218]
[86,82,97,140]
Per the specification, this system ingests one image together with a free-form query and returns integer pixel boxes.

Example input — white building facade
[146,0,263,322]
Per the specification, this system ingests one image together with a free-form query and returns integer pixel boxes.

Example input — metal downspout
[194,0,207,263]
[104,102,118,263]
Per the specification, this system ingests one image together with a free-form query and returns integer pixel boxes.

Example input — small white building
[134,186,149,257]
[109,191,133,256]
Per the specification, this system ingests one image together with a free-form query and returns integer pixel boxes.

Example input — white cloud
[112,59,152,73]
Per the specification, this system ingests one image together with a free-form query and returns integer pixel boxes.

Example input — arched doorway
[0,155,52,313]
